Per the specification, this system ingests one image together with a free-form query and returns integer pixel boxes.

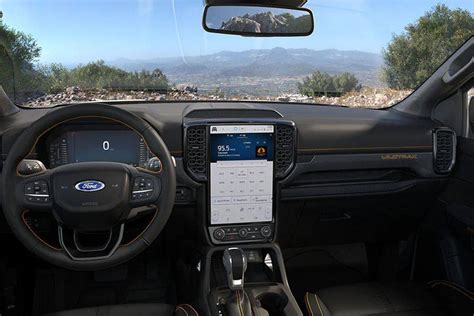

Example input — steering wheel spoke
[128,167,162,208]
[16,169,53,212]
[58,224,124,261]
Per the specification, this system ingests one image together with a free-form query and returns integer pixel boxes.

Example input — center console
[184,116,299,315]
[203,244,303,316]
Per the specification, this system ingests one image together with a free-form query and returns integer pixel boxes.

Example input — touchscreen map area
[209,125,274,225]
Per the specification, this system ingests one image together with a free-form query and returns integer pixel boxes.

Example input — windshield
[0,0,472,109]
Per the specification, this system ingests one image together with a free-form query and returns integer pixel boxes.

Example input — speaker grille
[434,128,456,174]
[275,124,296,178]
[185,125,207,180]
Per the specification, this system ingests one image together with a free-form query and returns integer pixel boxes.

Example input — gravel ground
[21,86,412,109]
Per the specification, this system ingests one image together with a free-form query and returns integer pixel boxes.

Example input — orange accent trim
[237,290,244,316]
[297,145,432,153]
[314,293,324,316]
[429,280,474,300]
[305,292,314,316]
[176,306,189,316]
[21,210,62,251]
[120,208,158,247]
[176,304,199,316]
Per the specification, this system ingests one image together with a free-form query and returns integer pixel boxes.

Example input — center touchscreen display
[209,125,274,225]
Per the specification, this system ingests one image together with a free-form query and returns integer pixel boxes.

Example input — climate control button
[238,228,248,238]
[213,228,226,240]
[261,225,272,238]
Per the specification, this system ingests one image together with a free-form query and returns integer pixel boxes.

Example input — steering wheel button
[25,185,34,194]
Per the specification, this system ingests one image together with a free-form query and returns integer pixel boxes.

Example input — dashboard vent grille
[185,125,207,181]
[434,128,456,174]
[275,124,296,178]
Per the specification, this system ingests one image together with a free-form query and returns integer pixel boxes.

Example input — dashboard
[0,102,455,247]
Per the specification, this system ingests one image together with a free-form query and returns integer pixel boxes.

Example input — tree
[39,61,170,92]
[382,4,474,89]
[0,20,42,99]
[298,71,360,97]
[334,72,361,93]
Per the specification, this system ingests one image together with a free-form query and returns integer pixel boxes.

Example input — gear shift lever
[223,247,247,290]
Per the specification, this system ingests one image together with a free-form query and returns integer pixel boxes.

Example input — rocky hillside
[221,12,293,33]
[107,47,384,94]
[22,86,411,109]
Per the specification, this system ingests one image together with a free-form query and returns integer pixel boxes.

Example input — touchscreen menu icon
[256,146,267,158]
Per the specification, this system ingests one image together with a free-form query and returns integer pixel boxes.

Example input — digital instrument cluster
[47,129,154,168]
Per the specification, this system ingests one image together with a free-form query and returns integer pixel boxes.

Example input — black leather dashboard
[1,102,439,160]
[0,101,454,248]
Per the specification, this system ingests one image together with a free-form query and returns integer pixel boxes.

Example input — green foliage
[39,61,169,93]
[286,14,312,33]
[298,71,360,97]
[0,20,42,99]
[382,4,474,89]
[1,20,169,101]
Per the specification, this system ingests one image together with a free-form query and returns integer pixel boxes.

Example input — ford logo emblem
[75,180,105,192]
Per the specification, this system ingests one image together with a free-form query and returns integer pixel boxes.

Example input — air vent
[185,125,207,181]
[433,128,456,174]
[275,124,296,178]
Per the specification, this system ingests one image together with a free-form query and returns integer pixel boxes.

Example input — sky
[0,0,472,64]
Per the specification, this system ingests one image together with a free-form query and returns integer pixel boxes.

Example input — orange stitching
[237,290,244,316]
[297,145,432,152]
[429,281,474,300]
[176,304,199,316]
[22,210,62,251]
[305,292,314,316]
[314,293,324,316]
[120,208,158,247]
[175,306,189,316]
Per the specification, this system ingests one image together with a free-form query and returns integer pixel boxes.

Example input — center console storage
[201,243,303,316]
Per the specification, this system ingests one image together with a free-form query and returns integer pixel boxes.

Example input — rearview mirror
[203,4,314,37]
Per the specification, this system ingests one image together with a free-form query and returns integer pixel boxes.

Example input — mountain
[221,11,290,33]
[107,47,384,95]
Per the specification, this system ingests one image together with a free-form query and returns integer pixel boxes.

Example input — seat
[304,282,445,316]
[46,303,198,316]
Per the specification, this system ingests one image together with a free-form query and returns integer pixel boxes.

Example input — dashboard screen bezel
[44,122,153,168]
[207,123,276,227]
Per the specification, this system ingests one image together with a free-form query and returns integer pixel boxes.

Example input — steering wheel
[1,104,176,270]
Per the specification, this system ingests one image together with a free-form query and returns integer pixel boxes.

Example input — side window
[0,43,16,102]
[468,88,474,138]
